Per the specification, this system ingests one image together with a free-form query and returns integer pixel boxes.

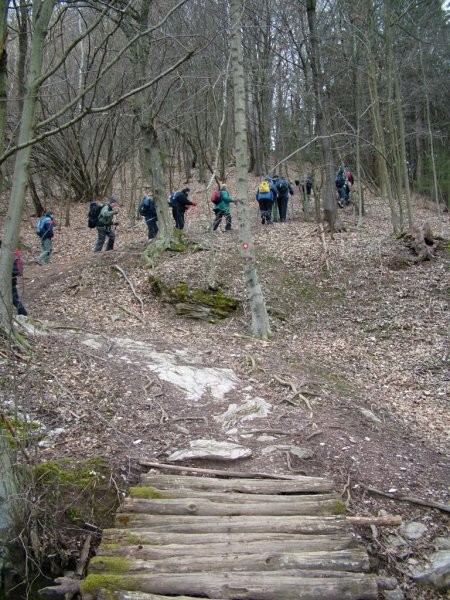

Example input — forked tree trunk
[0,0,55,337]
[230,0,271,340]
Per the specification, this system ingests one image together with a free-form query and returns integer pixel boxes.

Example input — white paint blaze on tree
[230,0,271,340]
[0,0,55,337]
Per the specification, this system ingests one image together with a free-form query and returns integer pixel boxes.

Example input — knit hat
[182,188,191,194]
[108,196,118,204]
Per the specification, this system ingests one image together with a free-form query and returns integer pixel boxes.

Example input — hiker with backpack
[0,240,27,316]
[256,179,275,224]
[335,166,350,208]
[212,184,234,231]
[170,188,196,230]
[94,196,119,252]
[273,175,294,222]
[35,211,55,265]
[138,185,158,240]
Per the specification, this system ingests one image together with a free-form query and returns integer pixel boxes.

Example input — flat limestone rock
[168,439,252,462]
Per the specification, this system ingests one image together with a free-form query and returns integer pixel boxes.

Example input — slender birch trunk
[0,0,55,337]
[230,0,271,340]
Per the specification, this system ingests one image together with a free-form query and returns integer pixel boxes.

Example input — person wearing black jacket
[171,188,197,230]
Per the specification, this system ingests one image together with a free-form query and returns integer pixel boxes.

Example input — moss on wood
[148,276,239,322]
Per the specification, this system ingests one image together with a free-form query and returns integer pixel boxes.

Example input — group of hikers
[5,165,355,318]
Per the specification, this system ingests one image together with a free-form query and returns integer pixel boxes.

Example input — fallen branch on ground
[138,460,308,480]
[112,265,144,313]
[362,485,450,514]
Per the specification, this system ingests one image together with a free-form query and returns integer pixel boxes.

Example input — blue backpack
[335,171,346,188]
[35,216,51,236]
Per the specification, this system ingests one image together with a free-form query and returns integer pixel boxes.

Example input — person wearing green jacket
[212,184,234,231]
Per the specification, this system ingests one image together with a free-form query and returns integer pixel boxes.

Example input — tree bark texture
[230,0,272,340]
[0,0,55,335]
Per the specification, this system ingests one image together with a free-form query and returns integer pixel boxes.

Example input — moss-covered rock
[148,276,240,322]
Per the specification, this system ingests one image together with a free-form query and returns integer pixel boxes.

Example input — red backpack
[211,189,222,205]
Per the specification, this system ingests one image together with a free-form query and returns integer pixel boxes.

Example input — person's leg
[106,229,116,250]
[12,283,27,316]
[212,210,222,230]
[279,197,288,221]
[225,212,232,230]
[94,229,106,252]
[147,219,158,239]
[38,238,52,263]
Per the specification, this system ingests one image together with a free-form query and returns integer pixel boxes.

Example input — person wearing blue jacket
[212,184,235,231]
[36,211,55,264]
[139,185,158,239]
[273,176,294,222]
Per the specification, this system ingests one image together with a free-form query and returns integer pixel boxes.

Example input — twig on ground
[118,303,145,323]
[112,265,144,313]
[284,451,307,474]
[305,429,323,441]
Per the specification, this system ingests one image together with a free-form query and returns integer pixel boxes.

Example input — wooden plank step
[82,571,378,599]
[118,495,341,516]
[89,548,370,574]
[98,592,227,600]
[128,486,339,504]
[113,513,351,534]
[140,473,334,493]
[98,535,356,558]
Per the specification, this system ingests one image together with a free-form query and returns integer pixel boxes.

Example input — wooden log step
[114,513,351,535]
[98,592,227,600]
[118,495,342,516]
[89,548,370,574]
[98,535,356,558]
[82,571,378,599]
[102,528,355,547]
[140,473,334,493]
[128,486,339,504]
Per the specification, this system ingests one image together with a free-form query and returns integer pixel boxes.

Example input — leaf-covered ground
[5,174,450,599]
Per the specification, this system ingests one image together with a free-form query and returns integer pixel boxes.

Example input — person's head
[108,196,118,206]
[45,211,54,217]
[182,187,190,195]
[143,184,151,192]
[220,184,227,190]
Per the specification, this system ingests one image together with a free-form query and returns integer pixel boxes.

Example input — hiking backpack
[88,202,103,228]
[258,181,270,194]
[335,171,346,188]
[276,180,288,194]
[168,192,179,207]
[35,216,51,236]
[139,197,151,216]
[211,189,222,205]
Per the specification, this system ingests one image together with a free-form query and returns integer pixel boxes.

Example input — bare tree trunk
[305,0,337,231]
[0,0,9,179]
[0,0,55,337]
[419,44,442,221]
[231,0,271,340]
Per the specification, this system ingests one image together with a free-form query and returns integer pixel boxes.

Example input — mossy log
[147,277,239,321]
[89,548,369,574]
[118,494,341,516]
[98,532,355,556]
[139,473,334,493]
[82,571,378,599]
[128,486,339,504]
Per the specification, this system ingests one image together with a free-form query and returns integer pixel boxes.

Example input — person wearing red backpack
[0,241,27,316]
